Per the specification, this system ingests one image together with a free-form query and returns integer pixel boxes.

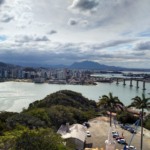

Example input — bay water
[0,81,149,112]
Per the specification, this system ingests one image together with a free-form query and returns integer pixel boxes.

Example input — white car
[86,131,91,137]
[126,145,136,150]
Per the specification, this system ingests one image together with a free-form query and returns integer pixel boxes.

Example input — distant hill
[0,61,150,71]
[0,62,9,67]
[70,61,124,71]
[4,62,68,68]
[0,62,19,68]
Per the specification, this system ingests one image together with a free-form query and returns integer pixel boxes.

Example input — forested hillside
[0,90,97,150]
[28,90,97,111]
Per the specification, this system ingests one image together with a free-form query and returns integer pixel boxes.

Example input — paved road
[85,117,150,150]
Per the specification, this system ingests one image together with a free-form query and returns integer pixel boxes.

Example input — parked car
[117,139,126,144]
[120,124,124,128]
[86,131,91,137]
[112,131,119,138]
[115,137,124,140]
[126,145,136,150]
[123,125,131,130]
[127,128,136,134]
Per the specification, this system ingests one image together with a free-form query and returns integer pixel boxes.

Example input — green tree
[0,111,18,134]
[144,114,150,130]
[25,108,51,127]
[47,105,90,129]
[116,111,138,124]
[98,92,124,126]
[129,94,150,150]
[15,128,69,150]
[6,113,46,129]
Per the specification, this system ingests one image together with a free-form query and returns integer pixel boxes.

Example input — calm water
[0,81,150,112]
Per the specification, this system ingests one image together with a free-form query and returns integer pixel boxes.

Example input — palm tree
[129,94,150,150]
[97,92,124,126]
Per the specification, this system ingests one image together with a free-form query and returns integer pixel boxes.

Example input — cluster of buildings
[1,65,149,84]
[0,67,95,85]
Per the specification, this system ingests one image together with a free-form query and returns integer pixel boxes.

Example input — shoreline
[1,79,97,86]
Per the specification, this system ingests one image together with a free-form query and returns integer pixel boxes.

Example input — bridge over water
[115,78,147,90]
[92,76,149,90]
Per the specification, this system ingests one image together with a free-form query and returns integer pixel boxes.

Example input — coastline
[1,79,97,85]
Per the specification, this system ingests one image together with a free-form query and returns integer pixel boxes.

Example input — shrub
[116,111,138,124]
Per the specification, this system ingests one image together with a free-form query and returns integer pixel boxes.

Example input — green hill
[28,90,97,111]
[0,90,97,150]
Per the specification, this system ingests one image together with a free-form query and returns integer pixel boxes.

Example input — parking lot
[85,117,150,150]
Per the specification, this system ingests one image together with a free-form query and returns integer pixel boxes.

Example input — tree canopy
[129,93,150,110]
[98,92,124,112]
[28,90,97,111]
[0,90,97,150]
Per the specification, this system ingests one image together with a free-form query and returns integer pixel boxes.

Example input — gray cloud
[0,0,4,5]
[68,18,78,26]
[68,18,88,27]
[0,47,148,68]
[69,0,99,14]
[69,0,150,34]
[0,14,14,23]
[15,35,49,43]
[47,30,57,35]
[0,49,82,65]
[88,39,135,50]
[35,36,49,42]
[0,40,149,68]
[135,41,150,50]
[131,51,146,56]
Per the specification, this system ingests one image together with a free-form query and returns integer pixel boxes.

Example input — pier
[143,81,146,90]
[123,79,126,86]
[136,80,139,89]
[116,78,119,84]
[130,79,133,87]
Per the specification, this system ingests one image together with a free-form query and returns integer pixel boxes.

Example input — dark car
[117,139,127,145]
[121,124,131,130]
[83,122,90,128]
[115,137,124,140]
[128,128,136,134]
[120,124,124,129]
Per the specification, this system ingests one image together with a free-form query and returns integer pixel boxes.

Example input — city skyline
[0,0,150,68]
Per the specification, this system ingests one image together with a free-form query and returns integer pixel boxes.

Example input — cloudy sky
[0,0,150,68]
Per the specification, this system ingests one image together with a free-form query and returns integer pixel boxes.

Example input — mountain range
[70,61,124,71]
[0,61,150,71]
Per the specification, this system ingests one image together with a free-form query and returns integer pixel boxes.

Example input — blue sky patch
[138,31,150,37]
[107,44,133,51]
[0,35,7,41]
